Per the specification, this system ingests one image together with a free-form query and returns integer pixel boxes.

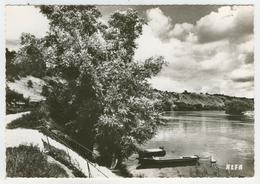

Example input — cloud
[232,76,254,83]
[143,5,254,44]
[230,64,254,82]
[169,23,195,41]
[5,5,254,97]
[244,53,254,64]
[196,6,254,43]
[135,6,254,98]
[146,8,172,39]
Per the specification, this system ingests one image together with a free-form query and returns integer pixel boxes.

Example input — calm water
[143,111,254,176]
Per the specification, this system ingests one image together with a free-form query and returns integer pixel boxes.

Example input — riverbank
[121,153,248,177]
[5,110,254,178]
[5,112,119,178]
[120,110,254,177]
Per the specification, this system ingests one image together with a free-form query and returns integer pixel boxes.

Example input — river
[128,111,254,177]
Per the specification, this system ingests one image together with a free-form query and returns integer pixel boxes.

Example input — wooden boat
[138,155,199,168]
[138,147,166,158]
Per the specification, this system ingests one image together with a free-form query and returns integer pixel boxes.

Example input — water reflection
[144,111,254,176]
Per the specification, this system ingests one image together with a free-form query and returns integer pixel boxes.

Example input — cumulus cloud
[170,23,195,41]
[135,5,254,98]
[232,76,254,83]
[196,6,254,43]
[5,5,254,97]
[230,64,254,82]
[146,8,172,39]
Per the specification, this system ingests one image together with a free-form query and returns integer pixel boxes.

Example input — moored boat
[138,155,199,168]
[138,147,166,158]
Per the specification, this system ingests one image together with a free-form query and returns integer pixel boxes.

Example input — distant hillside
[155,90,254,111]
[6,75,254,113]
[6,76,46,114]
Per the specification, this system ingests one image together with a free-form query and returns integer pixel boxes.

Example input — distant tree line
[155,89,254,114]
[225,100,254,115]
[6,48,48,82]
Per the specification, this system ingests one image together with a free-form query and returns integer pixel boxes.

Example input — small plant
[41,85,49,97]
[27,80,33,88]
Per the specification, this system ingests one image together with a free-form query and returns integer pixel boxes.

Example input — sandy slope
[7,76,46,102]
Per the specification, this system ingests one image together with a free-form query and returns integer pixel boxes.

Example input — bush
[27,80,33,88]
[6,108,47,129]
[6,144,68,177]
[41,85,50,97]
[6,86,31,114]
[225,100,251,115]
[6,86,29,106]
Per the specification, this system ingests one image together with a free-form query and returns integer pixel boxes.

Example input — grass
[6,144,68,177]
[42,140,86,177]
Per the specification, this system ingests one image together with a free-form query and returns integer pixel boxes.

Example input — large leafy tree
[16,5,165,164]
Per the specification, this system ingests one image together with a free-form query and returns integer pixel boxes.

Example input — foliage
[225,100,253,115]
[15,34,47,78]
[6,144,68,177]
[27,80,33,88]
[6,86,29,105]
[156,89,253,112]
[41,85,50,96]
[6,106,48,129]
[15,5,165,164]
[6,86,31,114]
[6,49,19,81]
[6,43,47,79]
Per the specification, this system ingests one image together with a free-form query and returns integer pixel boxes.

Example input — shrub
[6,86,29,106]
[225,100,251,115]
[41,85,50,97]
[6,108,47,129]
[6,86,32,114]
[27,80,33,88]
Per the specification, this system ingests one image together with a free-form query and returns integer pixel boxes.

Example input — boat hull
[138,148,166,158]
[137,157,199,169]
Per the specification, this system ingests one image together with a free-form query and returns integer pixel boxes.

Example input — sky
[5,5,254,98]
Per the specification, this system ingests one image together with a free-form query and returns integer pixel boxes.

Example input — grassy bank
[42,140,86,177]
[6,144,68,177]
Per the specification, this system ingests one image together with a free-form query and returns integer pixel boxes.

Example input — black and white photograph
[2,1,257,180]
